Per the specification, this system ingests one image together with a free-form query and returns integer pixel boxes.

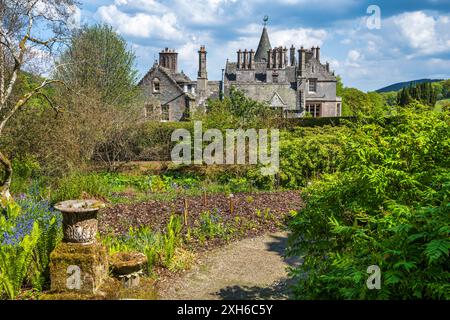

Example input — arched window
[153,78,160,93]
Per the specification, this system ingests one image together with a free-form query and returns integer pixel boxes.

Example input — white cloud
[347,49,360,61]
[172,0,242,25]
[113,0,168,14]
[88,1,450,91]
[390,11,450,55]
[228,25,327,52]
[327,10,450,90]
[271,28,327,48]
[23,47,55,76]
[268,0,358,9]
[394,12,436,51]
[96,4,181,40]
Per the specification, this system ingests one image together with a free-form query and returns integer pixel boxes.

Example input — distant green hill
[376,79,443,93]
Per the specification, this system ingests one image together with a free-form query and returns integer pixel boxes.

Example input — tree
[56,24,139,107]
[194,87,279,129]
[53,25,143,172]
[397,82,438,108]
[337,77,386,116]
[336,75,344,97]
[0,0,76,203]
[341,87,370,116]
[2,24,143,177]
[441,80,450,99]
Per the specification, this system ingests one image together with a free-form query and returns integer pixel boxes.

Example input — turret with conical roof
[254,16,272,62]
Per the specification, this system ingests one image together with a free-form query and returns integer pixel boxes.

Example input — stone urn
[51,199,108,295]
[54,200,105,244]
[110,252,148,288]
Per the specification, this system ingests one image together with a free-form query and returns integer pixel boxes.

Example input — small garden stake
[229,193,234,215]
[184,198,189,226]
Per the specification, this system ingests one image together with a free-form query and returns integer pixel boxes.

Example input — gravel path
[157,231,301,300]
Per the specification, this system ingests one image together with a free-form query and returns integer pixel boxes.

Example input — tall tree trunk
[0,149,13,205]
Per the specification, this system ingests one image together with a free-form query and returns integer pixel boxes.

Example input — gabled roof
[254,27,272,62]
[138,64,192,87]
[269,92,287,107]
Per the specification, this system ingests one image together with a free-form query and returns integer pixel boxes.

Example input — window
[161,105,170,121]
[337,103,341,116]
[309,79,317,92]
[306,103,321,118]
[272,73,279,83]
[153,78,160,93]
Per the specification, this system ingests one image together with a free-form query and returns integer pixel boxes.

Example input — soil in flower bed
[99,191,303,249]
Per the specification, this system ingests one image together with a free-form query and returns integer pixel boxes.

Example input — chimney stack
[159,48,178,72]
[267,48,273,68]
[237,49,242,69]
[198,45,207,79]
[273,48,279,69]
[250,49,255,69]
[283,47,288,68]
[316,47,320,62]
[197,45,208,92]
[290,45,296,66]
[298,47,306,76]
[243,49,249,69]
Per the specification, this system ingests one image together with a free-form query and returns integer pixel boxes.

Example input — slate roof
[254,27,272,62]
[159,67,192,84]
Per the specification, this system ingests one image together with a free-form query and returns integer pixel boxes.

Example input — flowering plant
[0,196,62,299]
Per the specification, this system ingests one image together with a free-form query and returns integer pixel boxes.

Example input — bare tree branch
[0,79,64,133]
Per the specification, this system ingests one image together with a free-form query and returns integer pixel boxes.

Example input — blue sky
[75,0,450,91]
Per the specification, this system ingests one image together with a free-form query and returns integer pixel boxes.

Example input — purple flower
[1,196,62,246]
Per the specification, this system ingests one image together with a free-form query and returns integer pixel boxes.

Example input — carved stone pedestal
[49,242,108,294]
[50,200,108,295]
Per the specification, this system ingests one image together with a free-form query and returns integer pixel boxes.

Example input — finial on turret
[263,15,269,27]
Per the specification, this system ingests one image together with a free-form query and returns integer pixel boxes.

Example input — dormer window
[153,78,160,93]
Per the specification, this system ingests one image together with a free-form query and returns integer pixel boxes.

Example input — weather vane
[263,15,269,26]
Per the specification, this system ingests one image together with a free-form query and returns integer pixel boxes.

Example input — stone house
[224,24,342,118]
[139,47,220,122]
[139,21,341,121]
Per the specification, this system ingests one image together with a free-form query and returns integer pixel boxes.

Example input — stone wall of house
[227,82,297,110]
[305,80,338,101]
[141,68,188,121]
[320,101,339,117]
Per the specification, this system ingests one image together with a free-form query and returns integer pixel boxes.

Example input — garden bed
[99,191,303,251]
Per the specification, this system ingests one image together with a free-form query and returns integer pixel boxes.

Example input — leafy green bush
[51,173,109,203]
[103,214,185,274]
[103,226,161,275]
[10,156,41,195]
[194,211,228,241]
[279,127,346,189]
[288,104,450,299]
[101,172,153,192]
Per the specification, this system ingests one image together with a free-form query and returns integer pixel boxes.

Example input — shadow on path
[214,233,302,300]
[214,278,296,300]
[264,233,303,268]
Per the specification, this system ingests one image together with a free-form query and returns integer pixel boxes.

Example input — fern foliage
[288,104,450,299]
